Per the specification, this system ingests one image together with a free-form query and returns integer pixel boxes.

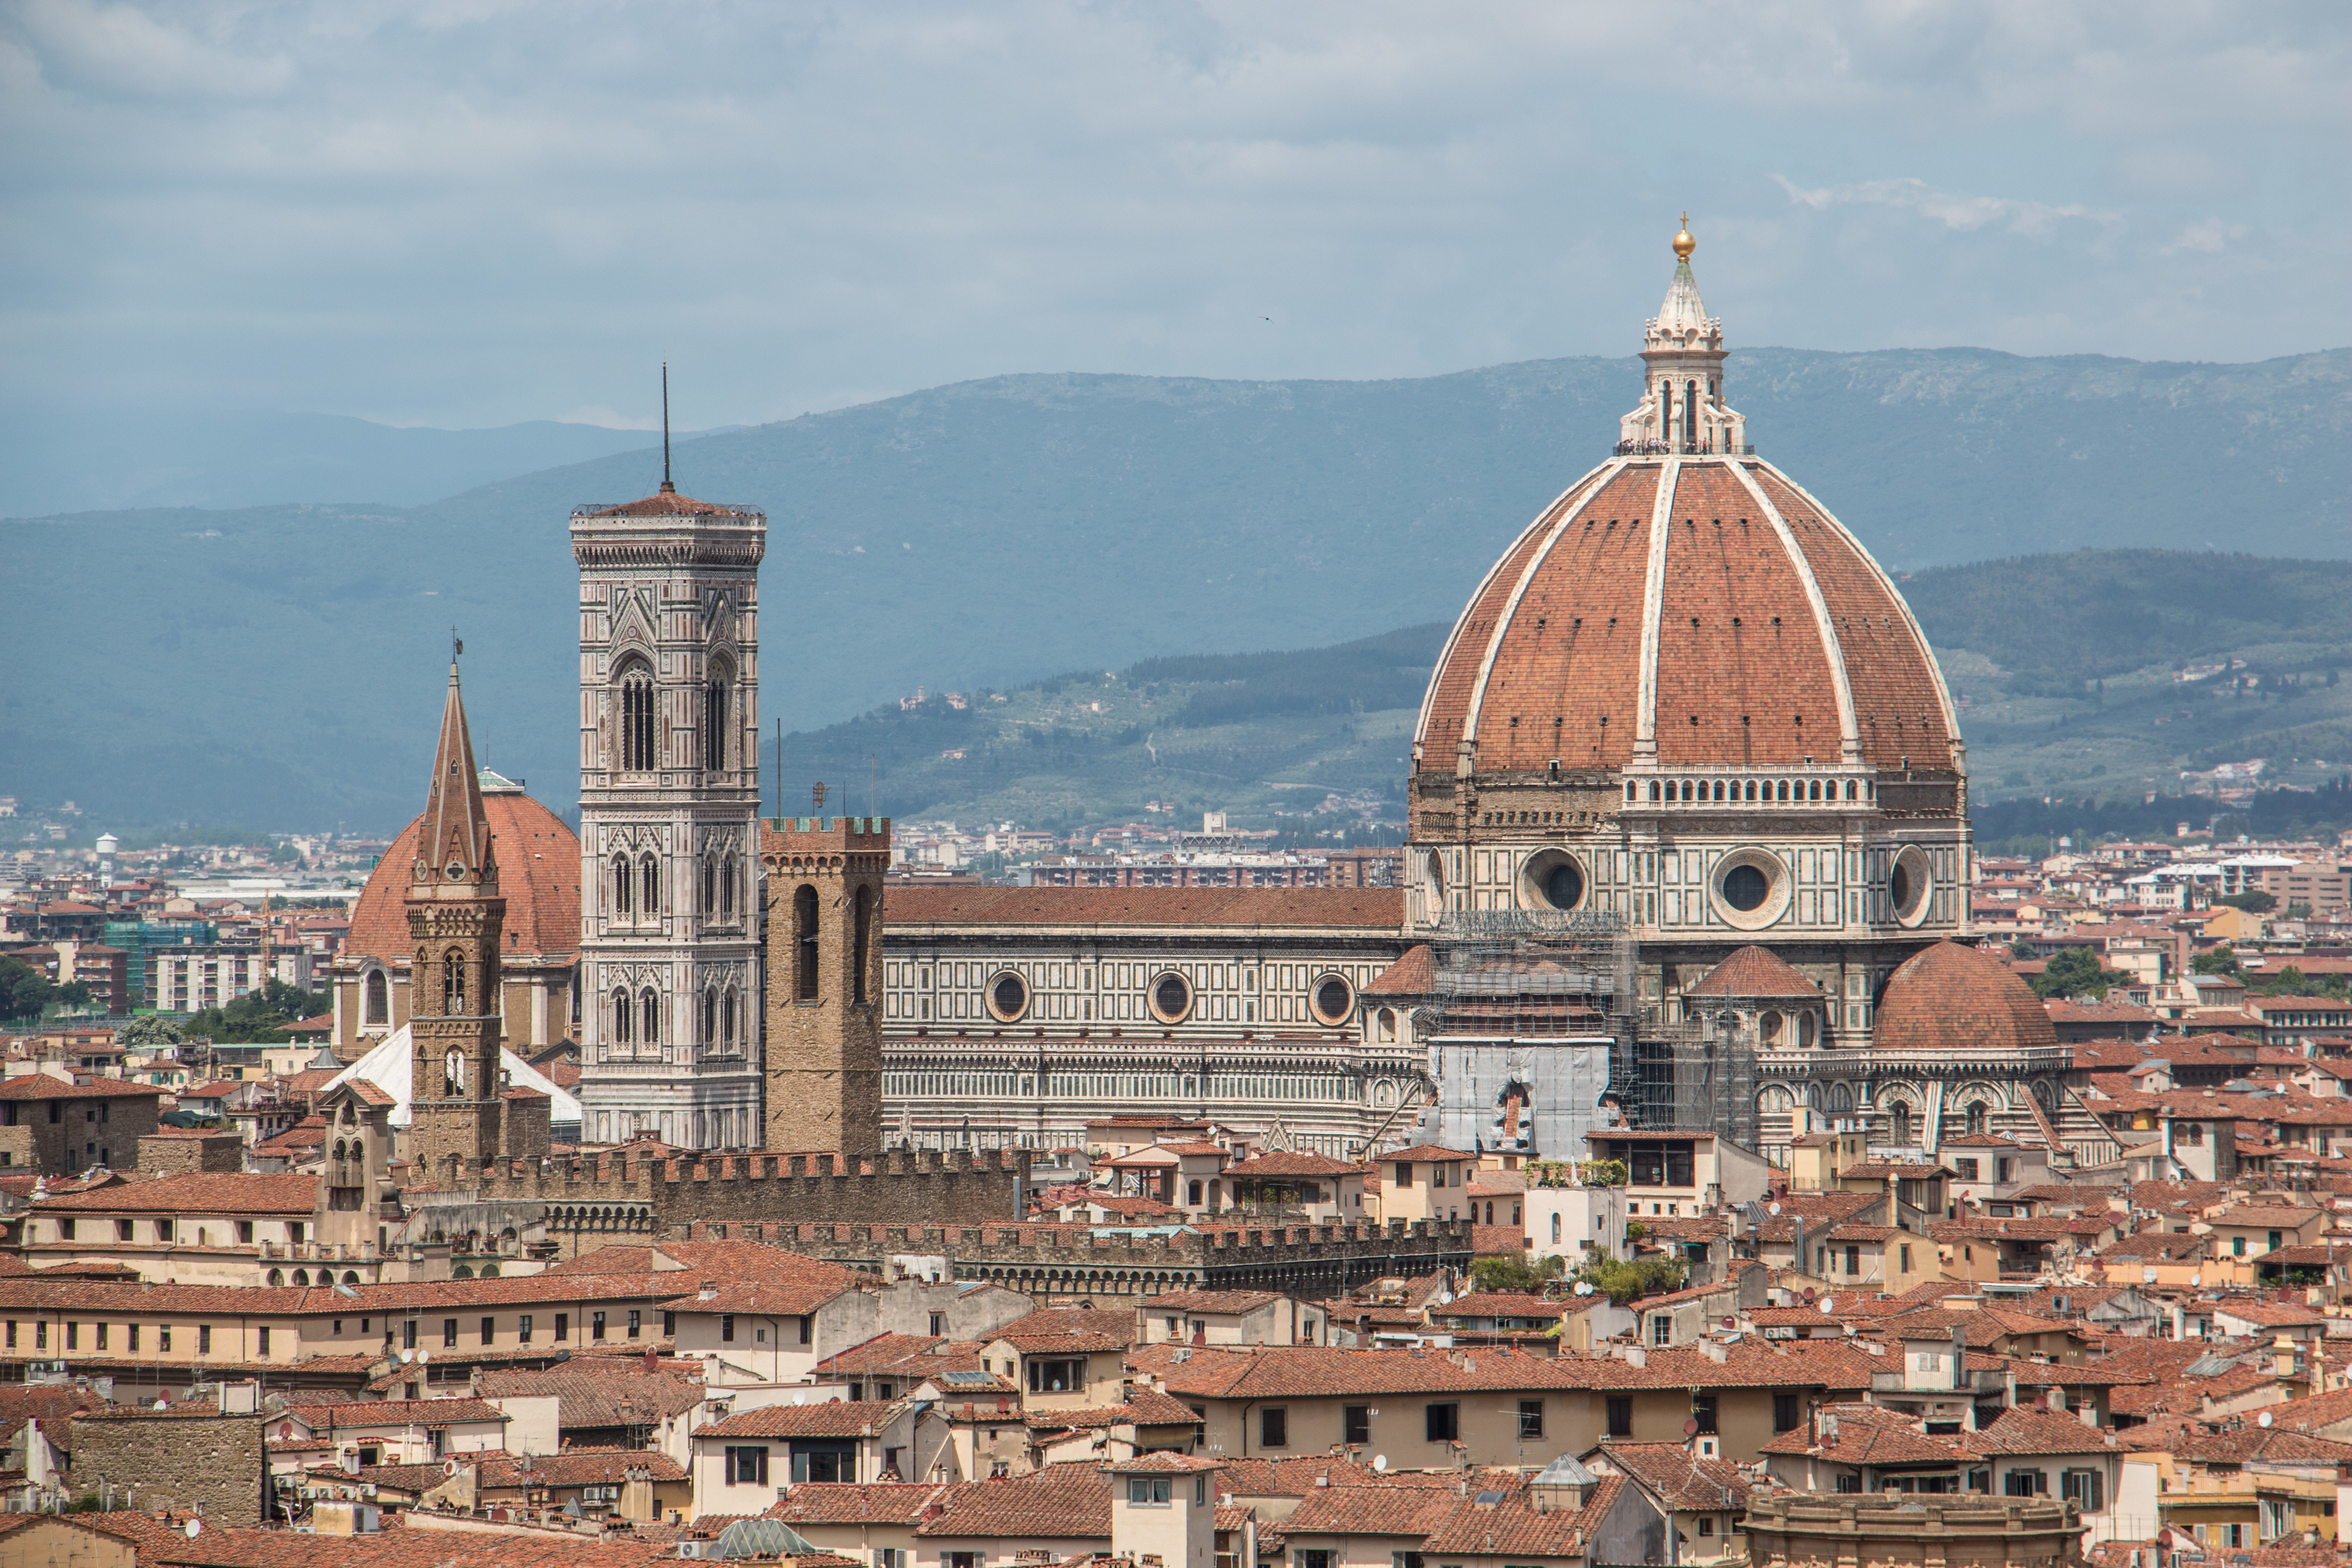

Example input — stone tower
[760,815,889,1155]
[571,465,766,1152]
[407,662,506,1175]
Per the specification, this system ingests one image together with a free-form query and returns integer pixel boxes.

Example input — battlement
[663,1214,1476,1300]
[763,815,892,856]
[456,1144,1027,1240]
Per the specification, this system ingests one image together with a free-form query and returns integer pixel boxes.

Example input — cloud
[1771,175,2113,239]
[2161,219,2250,256]
[12,0,292,98]
[0,1,2344,428]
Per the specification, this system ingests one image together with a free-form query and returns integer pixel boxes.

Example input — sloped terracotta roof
[346,786,580,962]
[884,886,1403,930]
[1364,946,1436,996]
[1875,942,2058,1054]
[1685,945,1822,999]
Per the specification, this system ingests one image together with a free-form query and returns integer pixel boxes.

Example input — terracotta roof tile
[347,789,581,963]
[1684,945,1824,999]
[1875,942,2058,1054]
[884,886,1403,931]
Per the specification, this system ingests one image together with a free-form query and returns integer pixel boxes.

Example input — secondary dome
[349,772,580,963]
[1873,941,2055,1054]
[1414,229,1959,782]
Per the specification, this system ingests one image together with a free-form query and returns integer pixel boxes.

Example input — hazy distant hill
[4,346,2344,831]
[0,409,715,517]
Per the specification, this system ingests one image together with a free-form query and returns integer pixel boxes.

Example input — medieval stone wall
[136,1131,245,1177]
[70,1408,267,1525]
[666,1214,1477,1300]
[445,1146,1027,1256]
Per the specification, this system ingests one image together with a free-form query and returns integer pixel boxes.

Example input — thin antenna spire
[659,362,675,494]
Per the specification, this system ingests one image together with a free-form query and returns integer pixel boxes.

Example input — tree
[1468,1253,1566,1293]
[54,982,93,1010]
[116,1014,188,1047]
[0,959,54,1021]
[186,978,325,1043]
[2030,946,2134,1001]
[1570,1250,1687,1305]
[2216,891,2277,913]
[2193,946,2241,978]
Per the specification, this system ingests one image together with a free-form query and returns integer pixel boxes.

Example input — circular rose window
[1150,972,1193,1024]
[987,971,1029,1022]
[1312,975,1354,1025]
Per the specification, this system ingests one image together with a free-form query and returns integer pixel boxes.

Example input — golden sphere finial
[1673,211,1695,260]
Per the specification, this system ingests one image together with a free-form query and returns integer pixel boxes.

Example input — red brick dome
[348,779,580,963]
[1415,456,1959,776]
[1872,941,2055,1054]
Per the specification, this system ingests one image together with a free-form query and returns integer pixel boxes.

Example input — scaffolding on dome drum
[1413,910,1756,1156]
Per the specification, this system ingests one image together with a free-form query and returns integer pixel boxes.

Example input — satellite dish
[185,1521,202,1538]
[792,1393,806,1406]
[1682,1417,1700,1436]
[155,1399,169,1412]
[1373,1455,1387,1472]
[2190,1273,2201,1287]
[417,1348,430,1364]
[399,1349,413,1364]
[1573,1282,1594,1296]
[444,1457,461,1476]
[1802,1288,1817,1305]
[1768,1202,1782,1216]
[1439,1292,1455,1305]
[2259,1411,2274,1428]
[1819,1297,1835,1315]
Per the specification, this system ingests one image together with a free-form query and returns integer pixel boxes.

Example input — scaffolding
[1416,911,1757,1154]
[1421,911,1634,1159]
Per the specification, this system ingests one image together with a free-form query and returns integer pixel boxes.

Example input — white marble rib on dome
[323,1024,581,1129]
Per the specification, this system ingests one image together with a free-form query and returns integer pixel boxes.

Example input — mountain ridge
[4,345,2344,830]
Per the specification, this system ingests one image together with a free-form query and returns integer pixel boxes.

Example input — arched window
[1550,1213,1562,1243]
[1777,780,1790,802]
[701,988,717,1044]
[612,988,634,1045]
[1810,780,1824,802]
[794,884,820,1001]
[704,673,730,770]
[1845,780,1857,800]
[1890,1102,1912,1147]
[721,855,737,918]
[639,988,661,1048]
[1965,1100,1988,1135]
[364,970,389,1026]
[616,658,657,771]
[852,886,872,1004]
[640,853,660,915]
[612,854,633,918]
[445,949,466,1014]
[443,1047,464,1097]
[723,988,738,1047]
[700,856,715,915]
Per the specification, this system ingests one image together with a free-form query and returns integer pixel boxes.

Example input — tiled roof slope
[348,787,580,962]
[883,886,1403,930]
[1874,941,2058,1054]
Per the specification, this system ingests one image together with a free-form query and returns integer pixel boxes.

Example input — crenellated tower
[760,815,889,1155]
[407,662,508,1174]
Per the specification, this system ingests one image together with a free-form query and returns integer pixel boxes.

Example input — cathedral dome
[1872,940,2055,1054]
[1413,233,1959,785]
[349,774,581,964]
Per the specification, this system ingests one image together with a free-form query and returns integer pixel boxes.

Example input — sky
[3,0,2346,432]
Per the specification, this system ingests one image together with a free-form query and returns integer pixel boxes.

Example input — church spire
[420,655,495,884]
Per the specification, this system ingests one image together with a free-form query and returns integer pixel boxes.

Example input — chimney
[698,1280,718,1302]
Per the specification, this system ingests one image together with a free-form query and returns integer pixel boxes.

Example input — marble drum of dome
[1406,220,1971,1044]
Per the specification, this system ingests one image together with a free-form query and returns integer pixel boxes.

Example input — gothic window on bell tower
[617,660,657,771]
[721,854,737,919]
[445,949,466,1014]
[443,1047,464,1097]
[611,988,633,1046]
[640,853,660,915]
[612,854,632,919]
[794,885,820,1001]
[704,668,730,771]
[639,988,660,1047]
